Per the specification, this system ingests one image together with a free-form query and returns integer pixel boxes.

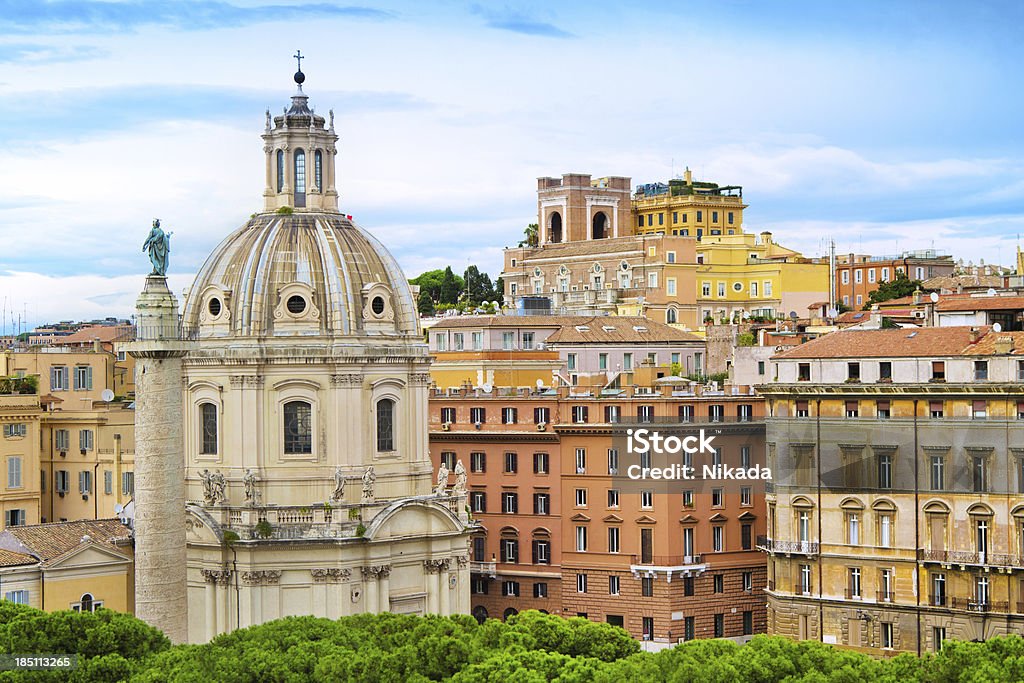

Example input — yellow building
[0,518,133,613]
[761,327,1024,654]
[0,350,136,524]
[1,377,42,530]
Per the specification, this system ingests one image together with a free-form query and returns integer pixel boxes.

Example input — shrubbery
[2,605,1024,682]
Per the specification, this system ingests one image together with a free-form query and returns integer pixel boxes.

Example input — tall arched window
[549,212,562,243]
[376,398,395,451]
[294,149,306,207]
[200,403,218,455]
[314,150,323,190]
[283,400,312,454]
[276,150,284,192]
[666,308,678,324]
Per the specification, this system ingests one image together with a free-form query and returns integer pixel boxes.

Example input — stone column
[438,559,450,616]
[363,566,379,614]
[378,565,391,613]
[126,276,192,644]
[201,570,217,641]
[424,560,438,613]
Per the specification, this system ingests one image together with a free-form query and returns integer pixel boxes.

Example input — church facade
[130,65,472,643]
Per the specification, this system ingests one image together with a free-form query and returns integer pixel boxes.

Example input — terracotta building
[430,382,768,644]
[835,250,954,310]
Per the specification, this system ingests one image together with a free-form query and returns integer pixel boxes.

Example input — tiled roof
[923,274,1006,290]
[936,295,1024,312]
[431,315,582,330]
[5,519,131,562]
[0,548,36,567]
[514,239,645,260]
[774,326,993,359]
[960,331,1024,356]
[545,317,703,344]
[56,325,132,345]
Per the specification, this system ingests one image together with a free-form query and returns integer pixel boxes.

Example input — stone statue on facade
[453,460,467,495]
[361,465,376,503]
[142,218,172,276]
[200,468,215,505]
[210,470,228,505]
[330,466,345,504]
[434,462,449,496]
[243,468,261,506]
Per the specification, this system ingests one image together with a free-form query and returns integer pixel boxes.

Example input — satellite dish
[114,504,124,514]
[987,288,997,297]
[789,311,798,320]
[535,379,544,388]
[827,307,838,318]
[993,322,1002,333]
[481,383,493,393]
[101,389,114,402]
[929,292,939,303]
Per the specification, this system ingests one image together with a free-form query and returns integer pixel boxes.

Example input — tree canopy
[2,605,1024,682]
[864,272,925,309]
[409,265,502,315]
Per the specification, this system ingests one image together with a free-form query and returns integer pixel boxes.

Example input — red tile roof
[4,519,131,563]
[935,296,1024,312]
[0,548,36,568]
[774,326,994,359]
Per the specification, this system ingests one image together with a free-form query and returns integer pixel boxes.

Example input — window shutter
[86,366,93,390]
[532,540,538,564]
[79,471,86,493]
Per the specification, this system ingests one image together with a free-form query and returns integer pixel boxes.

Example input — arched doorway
[549,212,562,243]
[592,211,608,239]
[473,606,489,624]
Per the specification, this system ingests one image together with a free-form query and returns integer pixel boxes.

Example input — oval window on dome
[286,295,307,314]
[207,297,222,317]
[371,296,385,316]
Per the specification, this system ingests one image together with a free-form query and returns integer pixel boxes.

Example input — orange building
[429,382,768,644]
[835,251,954,310]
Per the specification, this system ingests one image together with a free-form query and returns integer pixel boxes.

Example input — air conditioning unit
[537,422,547,431]
[441,422,451,431]
[59,451,66,458]
[913,311,925,319]
[474,422,482,430]
[80,449,87,455]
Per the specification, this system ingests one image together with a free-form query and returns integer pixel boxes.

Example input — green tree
[439,266,462,305]
[493,276,504,306]
[463,266,494,307]
[519,223,538,248]
[416,289,435,316]
[864,272,923,309]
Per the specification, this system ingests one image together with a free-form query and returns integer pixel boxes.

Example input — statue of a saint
[434,462,449,496]
[210,470,227,505]
[243,468,261,506]
[200,469,215,505]
[361,466,376,504]
[330,466,346,504]
[453,460,467,495]
[142,218,172,276]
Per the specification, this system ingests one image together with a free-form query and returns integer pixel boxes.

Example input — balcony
[630,554,706,581]
[877,591,895,603]
[950,598,1009,613]
[793,583,813,596]
[470,561,497,579]
[918,549,1023,568]
[756,536,819,557]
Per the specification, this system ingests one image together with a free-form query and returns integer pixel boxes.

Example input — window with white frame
[571,403,589,423]
[51,366,69,391]
[122,471,134,496]
[79,470,92,494]
[435,333,447,351]
[55,470,69,494]
[54,429,70,451]
[609,576,620,595]
[73,366,93,391]
[608,527,620,553]
[575,448,586,473]
[3,424,26,438]
[576,573,588,593]
[79,430,94,451]
[471,332,483,350]
[4,509,25,527]
[576,525,588,551]
[4,590,29,604]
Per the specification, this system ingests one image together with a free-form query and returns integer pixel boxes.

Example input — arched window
[200,403,218,455]
[503,607,518,621]
[74,593,102,612]
[294,149,306,207]
[376,398,395,452]
[276,150,284,192]
[283,400,312,454]
[314,150,323,190]
[592,211,608,239]
[472,606,488,624]
[666,308,678,324]
[549,212,562,244]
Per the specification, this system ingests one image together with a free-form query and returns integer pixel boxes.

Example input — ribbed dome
[183,212,419,338]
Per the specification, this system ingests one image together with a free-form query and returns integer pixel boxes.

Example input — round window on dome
[286,295,307,314]
[208,297,222,317]
[371,296,386,316]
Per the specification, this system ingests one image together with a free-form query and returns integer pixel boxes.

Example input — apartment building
[760,326,1024,654]
[430,382,768,643]
[1,377,42,530]
[835,250,955,310]
[427,315,705,390]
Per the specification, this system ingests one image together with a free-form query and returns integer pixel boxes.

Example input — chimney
[684,167,692,186]
[994,336,1014,354]
[760,231,773,245]
[969,327,983,344]
[93,338,102,353]
[912,289,922,305]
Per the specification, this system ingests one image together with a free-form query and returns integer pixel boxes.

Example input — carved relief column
[410,372,433,484]
[241,375,264,470]
[242,570,280,627]
[424,559,447,614]
[202,569,232,636]
[311,569,330,618]
[454,555,469,614]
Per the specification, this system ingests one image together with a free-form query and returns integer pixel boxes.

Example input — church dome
[182,212,420,338]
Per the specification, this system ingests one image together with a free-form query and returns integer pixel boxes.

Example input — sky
[0,0,1022,329]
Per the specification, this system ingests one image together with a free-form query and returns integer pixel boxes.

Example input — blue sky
[0,0,1022,327]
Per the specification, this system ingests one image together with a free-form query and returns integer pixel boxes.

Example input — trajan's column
[126,219,192,643]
